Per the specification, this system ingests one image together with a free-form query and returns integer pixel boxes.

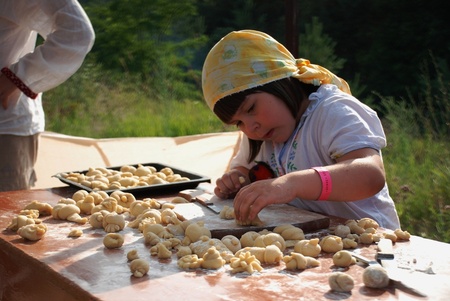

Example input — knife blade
[178,188,207,202]
[194,193,222,214]
[351,239,427,297]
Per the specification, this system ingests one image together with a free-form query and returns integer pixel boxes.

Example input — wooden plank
[172,199,330,239]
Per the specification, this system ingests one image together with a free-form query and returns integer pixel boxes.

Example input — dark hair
[214,77,319,163]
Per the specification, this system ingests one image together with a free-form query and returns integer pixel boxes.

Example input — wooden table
[0,187,449,301]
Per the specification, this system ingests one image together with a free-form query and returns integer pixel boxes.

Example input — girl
[201,30,400,230]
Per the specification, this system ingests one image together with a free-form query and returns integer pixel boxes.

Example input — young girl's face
[230,92,296,143]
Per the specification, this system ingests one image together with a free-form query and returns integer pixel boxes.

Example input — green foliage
[380,57,450,242]
[86,0,207,77]
[299,17,345,74]
[297,0,450,101]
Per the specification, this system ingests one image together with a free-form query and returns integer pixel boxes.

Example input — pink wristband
[312,167,332,201]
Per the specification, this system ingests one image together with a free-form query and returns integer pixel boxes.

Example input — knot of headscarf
[202,30,351,111]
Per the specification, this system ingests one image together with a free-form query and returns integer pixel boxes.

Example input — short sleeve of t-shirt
[308,85,387,161]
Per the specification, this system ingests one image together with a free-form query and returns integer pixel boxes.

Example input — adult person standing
[0,0,95,191]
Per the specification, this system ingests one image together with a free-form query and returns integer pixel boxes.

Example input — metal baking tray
[53,162,210,195]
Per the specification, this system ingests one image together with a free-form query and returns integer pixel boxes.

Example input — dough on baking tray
[62,164,190,191]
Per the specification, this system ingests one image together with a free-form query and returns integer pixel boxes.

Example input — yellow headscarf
[202,30,351,111]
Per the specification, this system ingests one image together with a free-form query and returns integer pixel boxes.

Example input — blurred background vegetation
[43,0,449,242]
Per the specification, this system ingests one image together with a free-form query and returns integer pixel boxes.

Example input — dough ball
[358,217,379,229]
[293,238,321,257]
[332,250,356,267]
[359,232,374,244]
[103,233,125,249]
[342,237,358,249]
[68,229,83,237]
[320,235,343,253]
[362,265,390,288]
[221,235,242,254]
[334,225,351,238]
[253,233,286,251]
[240,231,260,247]
[394,229,411,240]
[129,259,149,277]
[17,223,47,241]
[328,272,354,292]
[127,249,140,261]
[185,222,211,243]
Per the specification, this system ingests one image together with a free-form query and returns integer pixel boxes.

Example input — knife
[195,193,222,214]
[352,239,427,297]
[178,188,222,214]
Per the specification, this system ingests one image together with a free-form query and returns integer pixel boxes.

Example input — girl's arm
[233,147,386,222]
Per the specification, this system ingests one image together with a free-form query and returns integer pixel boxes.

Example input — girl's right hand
[214,168,249,199]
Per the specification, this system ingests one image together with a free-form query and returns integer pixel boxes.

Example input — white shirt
[0,0,95,135]
[231,84,400,230]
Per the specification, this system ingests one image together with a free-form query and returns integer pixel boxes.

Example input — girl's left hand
[233,176,295,222]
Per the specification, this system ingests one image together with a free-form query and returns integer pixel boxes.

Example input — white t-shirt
[0,0,95,135]
[230,84,400,230]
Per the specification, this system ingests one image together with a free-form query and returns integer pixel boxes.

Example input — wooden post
[285,0,298,57]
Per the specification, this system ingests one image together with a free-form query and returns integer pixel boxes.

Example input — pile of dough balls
[6,201,52,241]
[60,164,191,191]
[325,218,411,293]
[6,194,412,289]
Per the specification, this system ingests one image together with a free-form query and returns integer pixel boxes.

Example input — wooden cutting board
[172,197,330,239]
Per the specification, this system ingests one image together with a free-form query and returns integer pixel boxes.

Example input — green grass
[43,64,450,243]
[43,65,231,138]
[383,132,449,242]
